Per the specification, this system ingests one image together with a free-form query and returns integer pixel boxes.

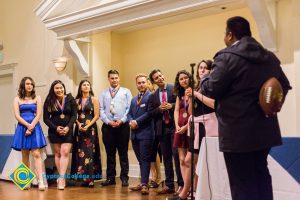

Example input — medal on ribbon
[137,91,146,105]
[182,96,188,118]
[110,100,116,115]
[79,96,90,119]
[109,87,120,115]
[56,96,66,119]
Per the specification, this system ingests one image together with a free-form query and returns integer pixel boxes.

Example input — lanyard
[80,96,90,112]
[56,96,66,113]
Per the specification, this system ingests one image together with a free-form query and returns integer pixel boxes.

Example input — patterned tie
[162,89,170,124]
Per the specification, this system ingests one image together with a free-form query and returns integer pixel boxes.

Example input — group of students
[11,78,101,190]
[10,60,218,197]
[11,15,291,200]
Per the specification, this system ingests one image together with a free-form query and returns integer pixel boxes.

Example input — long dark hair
[196,59,213,89]
[174,70,193,98]
[18,77,36,99]
[76,80,94,99]
[46,80,66,111]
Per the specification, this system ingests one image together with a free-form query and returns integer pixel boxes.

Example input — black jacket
[43,93,77,135]
[201,36,292,152]
[148,84,176,136]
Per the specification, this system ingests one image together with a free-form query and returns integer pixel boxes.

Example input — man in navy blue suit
[128,74,154,195]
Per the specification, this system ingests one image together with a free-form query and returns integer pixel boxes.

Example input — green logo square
[9,162,36,190]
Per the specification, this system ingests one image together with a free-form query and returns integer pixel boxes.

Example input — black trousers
[102,123,130,181]
[157,126,183,189]
[223,149,273,200]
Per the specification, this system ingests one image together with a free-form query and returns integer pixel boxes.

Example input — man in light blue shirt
[99,69,132,187]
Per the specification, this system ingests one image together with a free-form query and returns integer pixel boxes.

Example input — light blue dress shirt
[99,86,132,125]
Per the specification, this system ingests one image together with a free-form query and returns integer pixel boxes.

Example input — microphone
[190,63,196,200]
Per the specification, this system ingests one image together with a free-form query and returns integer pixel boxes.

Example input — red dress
[173,97,189,148]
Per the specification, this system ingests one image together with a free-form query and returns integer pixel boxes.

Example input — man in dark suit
[128,74,154,195]
[201,16,292,200]
[148,69,183,194]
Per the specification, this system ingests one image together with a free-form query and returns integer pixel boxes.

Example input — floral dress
[71,96,102,182]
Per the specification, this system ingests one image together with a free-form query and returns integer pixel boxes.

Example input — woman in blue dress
[11,77,47,190]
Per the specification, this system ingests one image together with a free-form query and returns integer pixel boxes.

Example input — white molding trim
[36,0,244,39]
[0,63,17,76]
[35,0,62,21]
[64,40,89,77]
[246,0,277,51]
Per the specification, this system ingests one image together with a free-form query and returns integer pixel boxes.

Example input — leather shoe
[100,179,116,186]
[129,184,142,191]
[148,180,159,188]
[121,179,129,187]
[141,185,149,195]
[156,186,175,195]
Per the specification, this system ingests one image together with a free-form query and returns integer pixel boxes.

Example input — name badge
[140,104,146,108]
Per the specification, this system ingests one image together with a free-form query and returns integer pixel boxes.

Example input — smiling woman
[43,80,78,190]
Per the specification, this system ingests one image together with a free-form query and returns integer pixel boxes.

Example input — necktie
[138,93,143,101]
[162,89,170,124]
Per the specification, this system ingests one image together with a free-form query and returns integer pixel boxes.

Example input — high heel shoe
[57,178,65,190]
[38,180,46,191]
[81,181,94,188]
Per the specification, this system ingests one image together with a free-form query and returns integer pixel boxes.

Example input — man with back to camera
[201,16,292,200]
[99,69,132,187]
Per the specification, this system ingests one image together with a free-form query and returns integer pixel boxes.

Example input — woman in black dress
[71,80,102,187]
[43,80,77,190]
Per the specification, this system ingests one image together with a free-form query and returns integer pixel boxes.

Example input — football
[259,77,284,117]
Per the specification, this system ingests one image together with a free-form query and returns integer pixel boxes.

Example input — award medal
[137,91,146,105]
[56,96,66,119]
[182,96,189,118]
[80,96,90,119]
[109,87,120,115]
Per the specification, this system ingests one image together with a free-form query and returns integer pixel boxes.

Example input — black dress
[71,96,102,182]
[43,93,77,143]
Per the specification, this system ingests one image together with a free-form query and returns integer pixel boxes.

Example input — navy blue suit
[128,90,154,185]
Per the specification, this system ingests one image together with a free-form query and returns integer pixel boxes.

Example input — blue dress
[11,104,47,151]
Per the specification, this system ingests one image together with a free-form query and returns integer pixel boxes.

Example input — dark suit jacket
[128,90,154,140]
[148,84,176,136]
[201,36,292,152]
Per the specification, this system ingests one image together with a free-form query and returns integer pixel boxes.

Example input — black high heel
[81,181,94,188]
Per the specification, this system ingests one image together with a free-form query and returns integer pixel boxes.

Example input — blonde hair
[135,73,148,81]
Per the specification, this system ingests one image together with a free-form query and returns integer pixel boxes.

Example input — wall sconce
[53,56,67,72]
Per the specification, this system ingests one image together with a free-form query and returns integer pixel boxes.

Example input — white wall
[0,74,15,134]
